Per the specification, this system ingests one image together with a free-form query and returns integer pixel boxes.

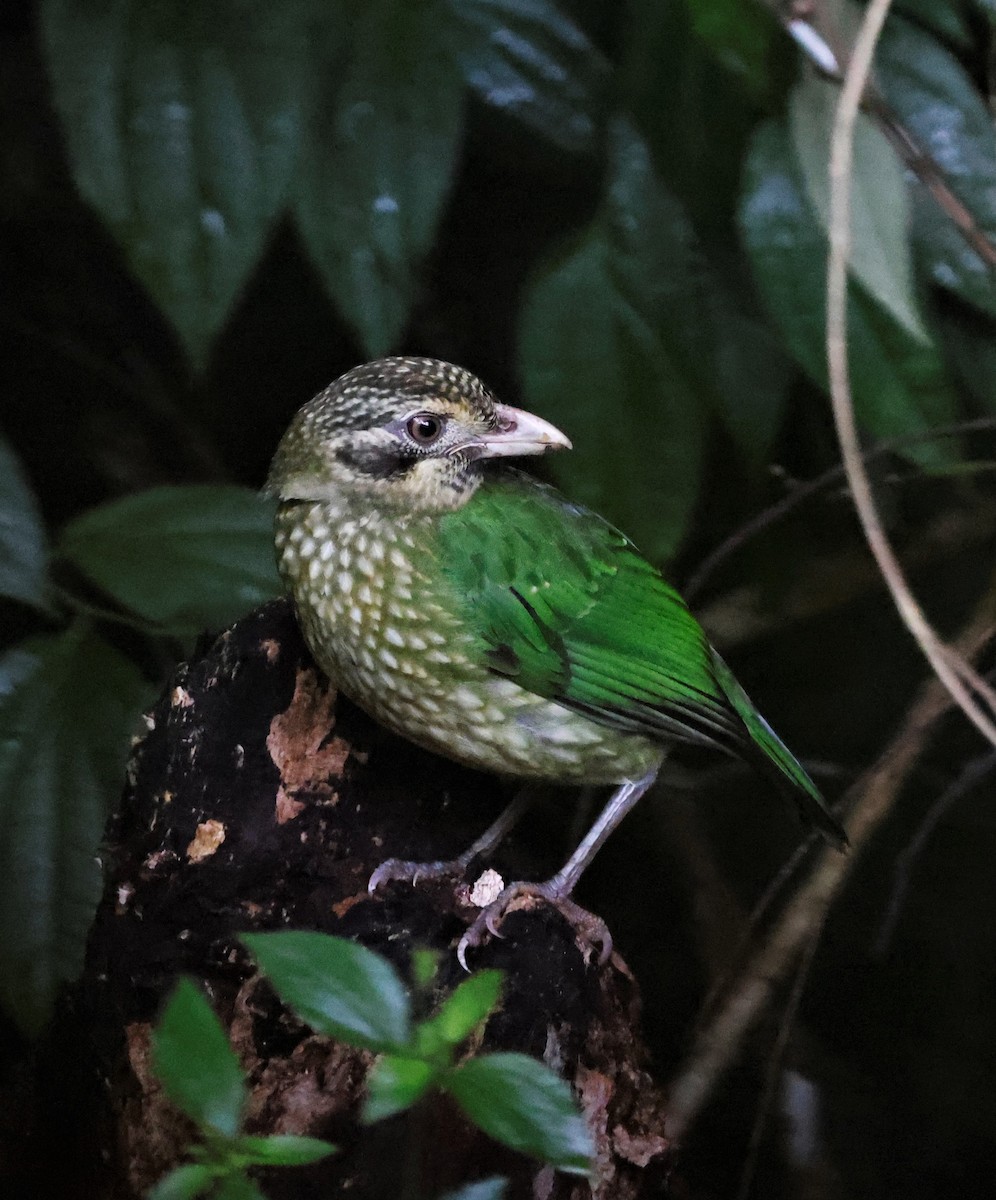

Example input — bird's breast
[275,501,662,784]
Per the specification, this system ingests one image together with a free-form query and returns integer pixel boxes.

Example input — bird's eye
[406,413,444,445]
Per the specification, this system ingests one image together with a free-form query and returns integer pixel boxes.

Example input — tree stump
[78,600,672,1198]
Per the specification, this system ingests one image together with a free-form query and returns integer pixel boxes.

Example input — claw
[456,880,614,970]
[368,855,467,895]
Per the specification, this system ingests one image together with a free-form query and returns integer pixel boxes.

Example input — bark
[77,599,672,1199]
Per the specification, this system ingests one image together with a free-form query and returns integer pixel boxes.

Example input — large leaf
[294,0,465,355]
[446,0,607,153]
[605,118,791,468]
[519,123,707,561]
[0,626,148,1034]
[242,931,412,1053]
[789,72,929,344]
[0,436,49,611]
[876,16,996,321]
[41,0,309,367]
[740,119,958,463]
[57,486,281,634]
[152,978,247,1138]
[446,1053,592,1175]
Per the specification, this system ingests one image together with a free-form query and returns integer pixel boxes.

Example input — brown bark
[76,600,672,1199]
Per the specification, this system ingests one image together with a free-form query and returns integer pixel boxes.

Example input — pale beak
[465,403,573,460]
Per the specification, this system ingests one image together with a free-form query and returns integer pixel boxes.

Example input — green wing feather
[438,470,845,846]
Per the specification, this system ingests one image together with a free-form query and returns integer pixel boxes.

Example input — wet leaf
[447,0,607,153]
[294,0,464,355]
[41,0,310,368]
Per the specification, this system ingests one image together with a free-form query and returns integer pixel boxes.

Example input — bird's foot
[457,879,612,971]
[368,853,472,893]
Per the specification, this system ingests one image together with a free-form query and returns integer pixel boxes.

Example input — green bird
[267,357,845,965]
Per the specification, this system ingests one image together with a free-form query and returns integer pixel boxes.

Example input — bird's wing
[436,471,743,752]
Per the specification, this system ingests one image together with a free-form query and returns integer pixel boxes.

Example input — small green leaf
[152,978,247,1139]
[148,1163,217,1200]
[446,1053,592,1175]
[0,626,148,1034]
[231,1134,337,1167]
[294,0,464,355]
[789,72,929,344]
[0,437,49,611]
[242,931,412,1053]
[58,486,281,633]
[740,118,958,464]
[428,969,502,1046]
[212,1174,268,1200]
[447,0,608,153]
[877,16,996,321]
[40,0,308,368]
[362,1054,437,1123]
[440,1179,508,1200]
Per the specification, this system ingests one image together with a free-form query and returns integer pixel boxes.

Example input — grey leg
[368,787,534,893]
[457,767,660,969]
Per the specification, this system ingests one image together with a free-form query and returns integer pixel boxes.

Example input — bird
[266,357,846,966]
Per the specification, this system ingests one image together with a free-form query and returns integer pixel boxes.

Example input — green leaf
[231,1134,337,1167]
[0,626,148,1035]
[58,486,281,633]
[40,0,309,369]
[876,16,996,321]
[152,978,247,1138]
[604,116,790,468]
[789,72,929,344]
[427,969,502,1046]
[294,0,464,356]
[446,1053,593,1175]
[519,122,707,561]
[740,118,958,464]
[0,437,50,611]
[148,1163,217,1200]
[362,1054,437,1123]
[446,0,607,153]
[242,931,412,1053]
[681,0,778,95]
[213,1174,268,1200]
[894,0,973,48]
[440,1179,508,1200]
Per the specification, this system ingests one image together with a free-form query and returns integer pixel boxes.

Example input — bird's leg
[368,787,535,893]
[457,766,661,970]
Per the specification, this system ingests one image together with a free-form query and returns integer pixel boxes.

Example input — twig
[871,747,996,956]
[826,0,996,746]
[684,417,996,604]
[663,592,996,1143]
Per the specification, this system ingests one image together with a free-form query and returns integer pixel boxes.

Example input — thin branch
[663,592,996,1144]
[871,747,996,956]
[684,417,996,604]
[826,0,996,746]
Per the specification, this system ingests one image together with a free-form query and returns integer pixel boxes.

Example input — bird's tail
[711,651,847,849]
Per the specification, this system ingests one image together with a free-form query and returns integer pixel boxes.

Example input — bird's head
[266,357,572,513]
